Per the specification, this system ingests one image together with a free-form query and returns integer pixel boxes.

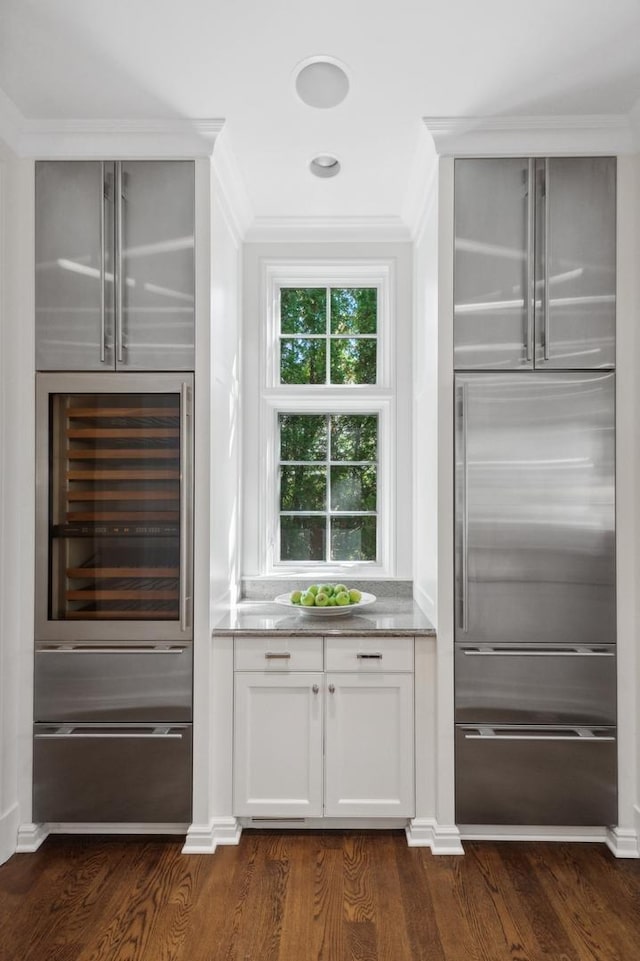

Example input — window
[279,413,378,562]
[279,287,377,385]
[260,261,395,575]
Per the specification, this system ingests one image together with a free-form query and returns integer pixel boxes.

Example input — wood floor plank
[1,833,639,961]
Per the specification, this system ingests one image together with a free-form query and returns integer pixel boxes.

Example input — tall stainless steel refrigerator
[453,157,617,826]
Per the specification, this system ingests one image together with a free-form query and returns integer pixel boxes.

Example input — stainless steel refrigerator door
[455,372,615,644]
[33,723,192,822]
[35,161,115,371]
[455,725,617,825]
[455,643,616,725]
[34,643,192,723]
[118,161,195,371]
[535,157,616,369]
[454,158,533,370]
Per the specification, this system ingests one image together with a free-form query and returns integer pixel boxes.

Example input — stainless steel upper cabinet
[536,157,616,369]
[454,371,616,645]
[36,162,115,371]
[118,162,195,371]
[454,158,532,370]
[453,157,616,370]
[35,161,195,371]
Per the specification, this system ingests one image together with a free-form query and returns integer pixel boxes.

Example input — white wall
[241,240,414,581]
[0,147,35,864]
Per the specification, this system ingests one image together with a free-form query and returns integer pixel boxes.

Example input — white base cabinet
[233,635,415,820]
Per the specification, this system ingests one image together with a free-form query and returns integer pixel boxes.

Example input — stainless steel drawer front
[455,644,616,725]
[33,723,192,823]
[455,724,617,826]
[34,644,192,723]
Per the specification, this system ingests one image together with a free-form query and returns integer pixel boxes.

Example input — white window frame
[259,259,396,577]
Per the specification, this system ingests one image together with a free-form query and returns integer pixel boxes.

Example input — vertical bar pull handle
[458,383,469,633]
[99,161,106,363]
[115,163,124,364]
[543,158,550,361]
[179,382,193,633]
[525,159,535,363]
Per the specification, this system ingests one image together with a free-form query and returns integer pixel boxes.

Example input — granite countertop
[212,590,436,637]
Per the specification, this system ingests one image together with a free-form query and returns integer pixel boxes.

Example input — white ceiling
[1,0,640,233]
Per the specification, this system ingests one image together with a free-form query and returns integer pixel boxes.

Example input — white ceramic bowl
[274,591,376,617]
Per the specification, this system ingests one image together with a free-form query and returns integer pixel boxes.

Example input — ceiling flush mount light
[310,155,341,179]
[295,57,350,109]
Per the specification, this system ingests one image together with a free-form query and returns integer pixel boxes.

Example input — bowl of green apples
[275,584,376,616]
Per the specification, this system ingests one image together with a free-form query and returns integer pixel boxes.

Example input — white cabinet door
[324,672,415,818]
[233,672,323,817]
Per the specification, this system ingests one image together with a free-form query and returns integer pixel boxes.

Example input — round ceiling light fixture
[310,154,341,178]
[295,57,350,109]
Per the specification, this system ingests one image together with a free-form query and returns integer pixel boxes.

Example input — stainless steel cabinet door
[455,643,616,725]
[33,723,192,822]
[455,725,617,825]
[454,372,616,644]
[118,161,195,370]
[535,157,616,369]
[454,158,532,370]
[34,643,193,723]
[35,161,115,371]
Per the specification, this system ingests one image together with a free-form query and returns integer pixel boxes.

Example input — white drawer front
[324,636,414,672]
[234,635,323,672]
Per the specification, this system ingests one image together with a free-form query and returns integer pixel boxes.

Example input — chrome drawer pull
[37,645,188,655]
[461,647,614,657]
[312,684,319,694]
[35,727,184,740]
[357,653,383,659]
[265,652,291,660]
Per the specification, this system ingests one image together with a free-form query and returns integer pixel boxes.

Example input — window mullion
[325,412,331,561]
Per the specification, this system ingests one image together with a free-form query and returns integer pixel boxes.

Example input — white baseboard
[182,817,242,854]
[458,823,636,849]
[607,824,640,859]
[241,816,407,831]
[16,821,49,853]
[405,818,465,855]
[0,804,20,863]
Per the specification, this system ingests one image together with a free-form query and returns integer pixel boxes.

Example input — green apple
[327,596,336,605]
[290,590,302,604]
[318,584,334,596]
[333,583,348,595]
[335,591,350,606]
[314,591,329,607]
[300,590,316,606]
[348,589,362,603]
[306,584,319,596]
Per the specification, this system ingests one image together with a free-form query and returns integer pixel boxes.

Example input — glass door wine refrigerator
[35,372,193,643]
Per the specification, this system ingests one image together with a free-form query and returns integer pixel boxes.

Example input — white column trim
[406,818,464,855]
[15,821,48,853]
[182,817,242,854]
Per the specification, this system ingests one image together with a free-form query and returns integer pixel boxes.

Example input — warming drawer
[33,722,192,822]
[34,642,192,722]
[455,724,617,825]
[455,643,616,725]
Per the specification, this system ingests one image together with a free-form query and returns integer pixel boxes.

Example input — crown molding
[424,113,637,156]
[245,214,412,243]
[0,89,225,157]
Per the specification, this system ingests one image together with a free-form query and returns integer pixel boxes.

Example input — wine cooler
[34,372,194,824]
[35,372,194,642]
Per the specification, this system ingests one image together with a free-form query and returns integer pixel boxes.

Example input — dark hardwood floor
[1,831,639,961]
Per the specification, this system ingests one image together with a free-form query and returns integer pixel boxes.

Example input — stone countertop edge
[212,596,436,637]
